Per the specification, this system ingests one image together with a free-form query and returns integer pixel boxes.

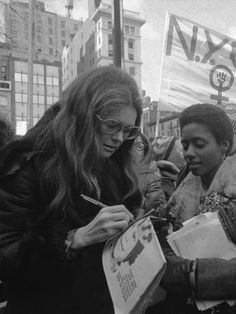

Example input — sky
[43,0,236,101]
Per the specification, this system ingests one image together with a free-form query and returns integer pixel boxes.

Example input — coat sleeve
[0,159,67,280]
[142,171,167,212]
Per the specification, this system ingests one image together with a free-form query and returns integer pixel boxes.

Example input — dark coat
[0,152,137,314]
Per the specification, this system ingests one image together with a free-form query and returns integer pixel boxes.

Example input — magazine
[102,216,166,314]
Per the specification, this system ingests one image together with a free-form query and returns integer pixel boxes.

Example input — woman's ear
[221,141,230,155]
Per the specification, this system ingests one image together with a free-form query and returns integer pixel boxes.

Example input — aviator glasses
[96,114,141,140]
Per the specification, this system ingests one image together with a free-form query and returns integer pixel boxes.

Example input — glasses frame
[96,114,141,140]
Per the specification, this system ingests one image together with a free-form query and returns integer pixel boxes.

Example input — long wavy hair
[1,66,142,220]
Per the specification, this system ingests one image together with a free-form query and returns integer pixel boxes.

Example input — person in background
[0,116,15,148]
[0,66,143,314]
[151,137,182,200]
[130,132,166,215]
[148,103,236,314]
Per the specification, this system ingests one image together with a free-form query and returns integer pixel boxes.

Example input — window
[37,25,41,33]
[108,35,112,45]
[128,40,134,49]
[49,47,53,55]
[37,35,41,43]
[15,72,28,83]
[61,40,66,47]
[108,49,113,57]
[15,93,27,103]
[125,25,129,33]
[61,30,65,37]
[0,95,7,106]
[33,74,44,85]
[49,27,53,35]
[1,66,6,80]
[49,37,53,45]
[48,17,53,25]
[130,26,135,34]
[61,20,65,28]
[108,21,112,29]
[97,22,101,31]
[129,67,135,76]
[46,76,59,86]
[128,53,134,61]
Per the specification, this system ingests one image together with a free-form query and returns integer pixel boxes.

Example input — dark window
[129,67,135,76]
[128,53,134,61]
[128,40,134,49]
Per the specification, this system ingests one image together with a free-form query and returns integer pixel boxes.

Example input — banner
[159,13,236,120]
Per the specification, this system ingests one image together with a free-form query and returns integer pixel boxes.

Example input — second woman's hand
[71,205,134,249]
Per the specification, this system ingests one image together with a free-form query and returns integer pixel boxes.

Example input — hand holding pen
[80,194,167,223]
[70,194,134,250]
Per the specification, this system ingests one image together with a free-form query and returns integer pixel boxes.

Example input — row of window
[15,94,59,107]
[36,26,68,38]
[15,73,59,86]
[37,16,79,30]
[100,20,136,34]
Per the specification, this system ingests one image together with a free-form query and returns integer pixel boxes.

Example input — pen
[80,194,135,223]
[80,194,107,208]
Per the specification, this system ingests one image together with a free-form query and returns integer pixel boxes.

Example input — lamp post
[27,0,36,130]
[111,0,124,68]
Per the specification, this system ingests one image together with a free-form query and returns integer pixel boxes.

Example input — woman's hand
[71,205,133,249]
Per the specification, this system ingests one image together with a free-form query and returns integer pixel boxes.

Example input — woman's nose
[184,145,195,158]
[112,130,124,142]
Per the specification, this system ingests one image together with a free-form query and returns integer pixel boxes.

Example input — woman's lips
[188,162,201,170]
[103,144,117,152]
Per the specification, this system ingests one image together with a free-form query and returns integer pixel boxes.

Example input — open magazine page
[167,211,236,311]
[102,217,166,314]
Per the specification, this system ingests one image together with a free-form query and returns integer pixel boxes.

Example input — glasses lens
[134,142,146,151]
[123,127,141,140]
[102,119,122,134]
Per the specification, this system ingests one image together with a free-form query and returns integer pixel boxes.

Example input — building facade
[0,43,12,121]
[2,0,82,133]
[142,98,181,141]
[4,0,82,62]
[12,57,61,134]
[62,0,145,91]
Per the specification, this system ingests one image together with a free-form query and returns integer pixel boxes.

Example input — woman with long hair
[0,66,143,314]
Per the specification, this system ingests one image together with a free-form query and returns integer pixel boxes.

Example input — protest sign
[159,13,236,120]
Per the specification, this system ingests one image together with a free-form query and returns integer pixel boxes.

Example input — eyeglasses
[96,115,141,140]
[134,142,146,151]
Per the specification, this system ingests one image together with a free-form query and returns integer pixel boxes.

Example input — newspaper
[167,211,236,311]
[102,216,166,314]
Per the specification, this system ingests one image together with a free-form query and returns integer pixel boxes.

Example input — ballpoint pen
[80,194,107,208]
[80,194,167,222]
[80,194,136,223]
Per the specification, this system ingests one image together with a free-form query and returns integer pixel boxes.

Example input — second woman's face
[100,106,137,158]
[181,122,225,177]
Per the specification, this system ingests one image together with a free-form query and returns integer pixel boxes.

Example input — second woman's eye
[194,140,206,149]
